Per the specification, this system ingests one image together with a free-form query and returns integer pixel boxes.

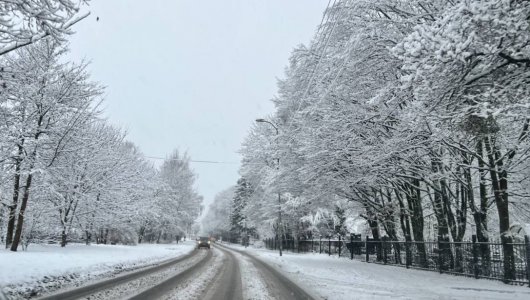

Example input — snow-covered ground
[230,248,272,300]
[164,248,225,300]
[0,241,194,298]
[225,243,530,300]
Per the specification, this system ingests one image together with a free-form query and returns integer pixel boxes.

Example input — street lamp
[255,118,282,256]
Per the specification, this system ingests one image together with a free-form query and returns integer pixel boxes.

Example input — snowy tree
[158,150,203,241]
[229,177,254,238]
[201,186,235,237]
[0,0,91,56]
[0,40,102,251]
[236,1,530,279]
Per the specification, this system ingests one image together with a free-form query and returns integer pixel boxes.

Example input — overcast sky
[67,0,328,211]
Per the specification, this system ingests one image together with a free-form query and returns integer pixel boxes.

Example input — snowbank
[225,243,530,300]
[0,241,194,297]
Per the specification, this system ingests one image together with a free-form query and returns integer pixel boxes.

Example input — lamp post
[255,118,282,256]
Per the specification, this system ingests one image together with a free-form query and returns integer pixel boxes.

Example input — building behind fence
[263,234,530,286]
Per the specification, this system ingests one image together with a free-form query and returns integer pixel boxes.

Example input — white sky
[67,0,328,210]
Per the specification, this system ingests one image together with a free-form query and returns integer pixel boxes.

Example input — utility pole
[256,118,282,256]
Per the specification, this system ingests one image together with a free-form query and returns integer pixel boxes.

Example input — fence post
[328,236,331,256]
[320,237,322,254]
[365,237,369,262]
[383,238,387,265]
[405,238,411,269]
[438,238,443,274]
[298,237,300,253]
[524,235,530,287]
[338,235,342,257]
[472,235,479,279]
[351,234,354,260]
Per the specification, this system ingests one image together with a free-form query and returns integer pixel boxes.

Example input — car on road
[197,236,211,249]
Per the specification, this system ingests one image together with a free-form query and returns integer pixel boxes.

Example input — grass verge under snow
[0,241,195,299]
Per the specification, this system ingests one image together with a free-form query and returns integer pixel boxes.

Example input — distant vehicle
[197,236,211,249]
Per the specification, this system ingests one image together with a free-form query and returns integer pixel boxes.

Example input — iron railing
[263,235,530,286]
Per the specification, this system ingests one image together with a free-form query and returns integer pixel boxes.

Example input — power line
[144,156,239,165]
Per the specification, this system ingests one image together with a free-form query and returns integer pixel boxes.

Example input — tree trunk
[365,213,382,261]
[157,231,162,244]
[138,226,146,244]
[429,158,452,271]
[6,145,23,249]
[85,230,91,245]
[483,136,515,282]
[103,228,109,244]
[61,228,68,247]
[471,139,491,275]
[10,173,33,251]
[394,189,411,241]
[406,178,427,267]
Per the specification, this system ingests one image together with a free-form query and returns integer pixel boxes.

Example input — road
[37,243,314,300]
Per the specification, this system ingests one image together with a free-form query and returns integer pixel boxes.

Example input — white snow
[0,241,194,296]
[229,249,272,300]
[226,244,530,300]
[164,248,225,300]
[85,248,209,300]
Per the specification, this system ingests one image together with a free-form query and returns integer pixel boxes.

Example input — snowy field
[0,241,195,297]
[225,243,530,300]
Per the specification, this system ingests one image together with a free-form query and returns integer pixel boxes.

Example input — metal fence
[263,235,530,286]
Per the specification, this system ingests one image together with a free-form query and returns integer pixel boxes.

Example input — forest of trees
[204,0,530,282]
[0,1,203,252]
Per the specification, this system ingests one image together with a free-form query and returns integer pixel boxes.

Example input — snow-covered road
[4,241,528,299]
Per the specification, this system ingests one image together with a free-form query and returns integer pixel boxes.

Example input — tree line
[0,1,203,251]
[208,0,530,281]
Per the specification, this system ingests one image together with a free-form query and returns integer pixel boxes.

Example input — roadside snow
[231,250,272,300]
[0,241,194,298]
[85,248,208,300]
[225,243,530,300]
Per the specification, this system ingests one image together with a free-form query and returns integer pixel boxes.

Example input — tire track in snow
[80,250,208,300]
[234,250,273,300]
[162,248,225,300]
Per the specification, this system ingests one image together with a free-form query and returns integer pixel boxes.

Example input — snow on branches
[0,0,91,56]
[236,2,530,282]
